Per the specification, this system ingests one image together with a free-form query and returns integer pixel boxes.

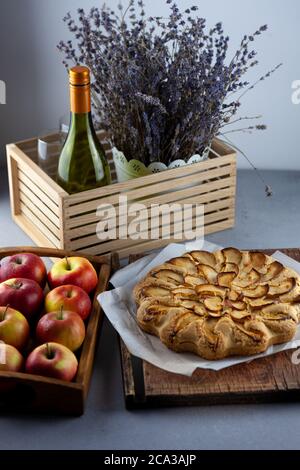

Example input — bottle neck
[69,112,93,128]
[70,82,91,114]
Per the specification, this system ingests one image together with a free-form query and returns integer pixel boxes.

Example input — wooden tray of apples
[0,247,111,415]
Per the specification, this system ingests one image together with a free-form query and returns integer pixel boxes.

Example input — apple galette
[134,249,300,360]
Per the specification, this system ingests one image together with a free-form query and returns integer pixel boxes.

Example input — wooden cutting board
[114,249,300,409]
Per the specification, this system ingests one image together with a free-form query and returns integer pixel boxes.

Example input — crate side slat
[68,198,235,250]
[19,192,61,235]
[19,203,61,248]
[18,184,60,227]
[65,153,236,206]
[110,219,235,259]
[67,216,234,259]
[66,186,235,239]
[65,164,236,217]
[71,199,234,247]
[68,208,234,255]
[18,170,59,212]
[65,159,236,212]
[11,215,62,249]
[64,176,236,230]
[204,218,235,234]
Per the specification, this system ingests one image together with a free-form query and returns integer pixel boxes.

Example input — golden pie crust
[134,249,300,360]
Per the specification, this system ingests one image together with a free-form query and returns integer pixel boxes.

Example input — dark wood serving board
[114,249,300,409]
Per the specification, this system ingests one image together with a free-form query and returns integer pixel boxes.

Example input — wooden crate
[6,134,236,258]
[117,249,300,409]
[0,246,111,415]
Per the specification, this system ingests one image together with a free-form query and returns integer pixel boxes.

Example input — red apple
[0,253,47,287]
[0,343,24,392]
[36,309,85,352]
[25,342,78,381]
[0,344,24,372]
[0,278,44,320]
[0,306,30,350]
[45,285,92,320]
[48,257,98,294]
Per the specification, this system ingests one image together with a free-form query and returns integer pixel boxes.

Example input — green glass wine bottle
[57,66,111,194]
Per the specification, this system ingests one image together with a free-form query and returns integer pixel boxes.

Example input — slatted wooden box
[6,134,236,258]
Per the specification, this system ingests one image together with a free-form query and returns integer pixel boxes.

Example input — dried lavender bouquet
[58,0,281,191]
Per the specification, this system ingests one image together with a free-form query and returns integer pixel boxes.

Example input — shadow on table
[89,317,125,411]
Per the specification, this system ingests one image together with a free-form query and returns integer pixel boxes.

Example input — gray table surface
[0,168,300,450]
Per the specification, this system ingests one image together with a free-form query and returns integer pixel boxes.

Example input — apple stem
[13,281,23,290]
[65,256,71,271]
[1,305,9,321]
[46,343,54,360]
[58,305,64,320]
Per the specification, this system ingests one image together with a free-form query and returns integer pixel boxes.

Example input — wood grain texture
[0,246,111,415]
[117,249,300,409]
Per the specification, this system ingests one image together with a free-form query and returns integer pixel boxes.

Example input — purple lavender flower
[58,0,281,167]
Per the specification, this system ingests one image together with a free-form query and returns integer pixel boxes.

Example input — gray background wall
[0,0,299,170]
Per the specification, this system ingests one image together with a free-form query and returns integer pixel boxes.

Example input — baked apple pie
[134,249,300,360]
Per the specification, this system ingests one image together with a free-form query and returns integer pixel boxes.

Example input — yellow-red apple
[0,344,24,392]
[0,344,24,372]
[0,306,30,350]
[45,285,92,320]
[48,257,98,294]
[25,342,78,382]
[36,309,85,352]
